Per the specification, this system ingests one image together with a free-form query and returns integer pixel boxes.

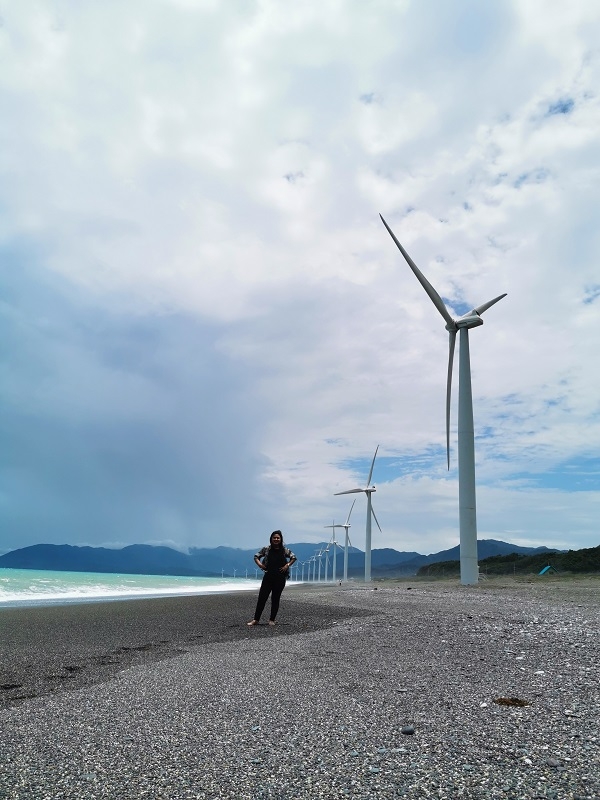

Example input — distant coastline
[0,538,570,579]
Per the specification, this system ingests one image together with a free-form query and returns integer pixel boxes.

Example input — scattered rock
[493,697,530,707]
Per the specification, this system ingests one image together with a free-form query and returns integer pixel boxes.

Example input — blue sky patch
[583,284,600,304]
[510,456,600,492]
[284,171,304,183]
[359,92,378,105]
[514,168,550,188]
[338,451,447,484]
[442,297,471,316]
[547,97,575,116]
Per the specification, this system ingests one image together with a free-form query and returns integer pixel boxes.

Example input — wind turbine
[325,499,356,582]
[334,447,381,582]
[380,214,506,585]
[340,500,356,581]
[324,522,339,582]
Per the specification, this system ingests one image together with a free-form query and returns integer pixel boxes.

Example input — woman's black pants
[253,573,286,622]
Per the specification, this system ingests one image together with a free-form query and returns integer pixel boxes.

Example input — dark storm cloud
[0,247,276,553]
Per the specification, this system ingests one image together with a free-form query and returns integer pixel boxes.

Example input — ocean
[0,567,263,608]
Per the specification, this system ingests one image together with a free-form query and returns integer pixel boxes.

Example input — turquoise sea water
[0,567,262,608]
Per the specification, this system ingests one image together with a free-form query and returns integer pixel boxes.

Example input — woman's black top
[265,546,286,575]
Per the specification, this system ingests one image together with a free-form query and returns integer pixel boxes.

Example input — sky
[1,0,599,558]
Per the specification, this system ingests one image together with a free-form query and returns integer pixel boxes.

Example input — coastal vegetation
[417,544,600,577]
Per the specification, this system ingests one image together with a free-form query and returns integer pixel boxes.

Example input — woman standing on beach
[247,531,296,627]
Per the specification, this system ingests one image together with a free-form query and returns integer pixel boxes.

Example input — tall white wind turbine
[334,447,381,583]
[380,214,506,586]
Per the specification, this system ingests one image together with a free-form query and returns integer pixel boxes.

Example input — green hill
[417,544,600,577]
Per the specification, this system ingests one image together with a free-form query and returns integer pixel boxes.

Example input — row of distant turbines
[298,510,354,583]
[307,496,358,583]
[281,446,378,584]
[319,217,506,587]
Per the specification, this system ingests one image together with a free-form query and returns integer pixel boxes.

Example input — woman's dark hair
[270,530,284,545]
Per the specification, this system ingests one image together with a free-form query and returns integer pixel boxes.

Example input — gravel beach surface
[0,577,599,799]
[0,589,370,709]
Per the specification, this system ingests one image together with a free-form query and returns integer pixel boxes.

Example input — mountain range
[0,540,560,578]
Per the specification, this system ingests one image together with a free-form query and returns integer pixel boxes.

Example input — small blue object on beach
[401,725,415,735]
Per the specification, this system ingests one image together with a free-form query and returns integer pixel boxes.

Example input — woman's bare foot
[268,620,276,627]
[247,620,258,626]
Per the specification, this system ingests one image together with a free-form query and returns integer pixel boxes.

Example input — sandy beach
[1,577,599,799]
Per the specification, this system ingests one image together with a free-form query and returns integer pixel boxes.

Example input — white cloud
[1,0,599,558]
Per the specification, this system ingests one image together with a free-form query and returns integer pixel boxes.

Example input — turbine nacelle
[455,314,484,330]
[446,312,484,331]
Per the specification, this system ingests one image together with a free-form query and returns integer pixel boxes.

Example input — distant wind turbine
[325,499,356,581]
[323,524,344,582]
[380,214,506,585]
[339,499,356,581]
[334,447,381,582]
[317,549,324,582]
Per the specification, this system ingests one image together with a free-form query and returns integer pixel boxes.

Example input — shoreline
[0,582,260,610]
[0,567,264,608]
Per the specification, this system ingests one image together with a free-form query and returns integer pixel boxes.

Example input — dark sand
[0,587,373,709]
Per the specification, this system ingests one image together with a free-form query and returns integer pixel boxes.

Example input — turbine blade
[334,488,364,496]
[371,504,382,532]
[446,329,456,470]
[367,445,379,486]
[344,498,356,525]
[380,214,454,328]
[473,293,507,316]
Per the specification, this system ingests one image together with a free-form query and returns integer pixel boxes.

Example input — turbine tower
[380,214,506,585]
[335,446,381,583]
